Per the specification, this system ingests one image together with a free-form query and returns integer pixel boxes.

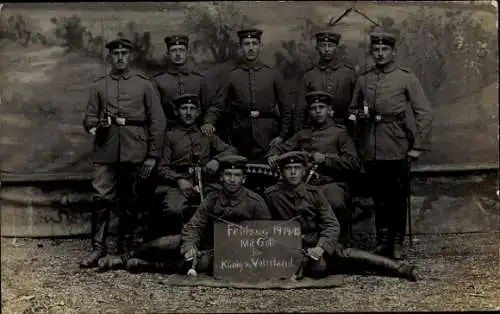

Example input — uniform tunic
[295,61,357,132]
[180,188,272,255]
[348,62,433,161]
[267,119,360,184]
[157,125,237,186]
[153,61,223,128]
[264,183,340,255]
[83,69,166,163]
[221,59,293,161]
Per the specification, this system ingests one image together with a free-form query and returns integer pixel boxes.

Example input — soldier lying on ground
[151,94,237,237]
[96,155,271,273]
[264,151,417,281]
[267,91,360,242]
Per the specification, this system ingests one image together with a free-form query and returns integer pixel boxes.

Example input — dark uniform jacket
[295,61,357,132]
[221,58,293,160]
[157,124,237,186]
[349,62,433,161]
[180,187,272,255]
[267,120,360,183]
[264,183,340,255]
[83,69,166,163]
[153,61,223,127]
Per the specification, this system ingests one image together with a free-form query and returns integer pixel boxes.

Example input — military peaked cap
[219,155,248,171]
[305,91,333,106]
[370,28,397,47]
[315,32,341,44]
[173,93,199,107]
[237,28,263,40]
[165,34,189,48]
[277,151,309,167]
[105,38,133,50]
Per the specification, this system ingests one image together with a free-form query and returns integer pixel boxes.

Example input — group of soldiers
[80,25,432,282]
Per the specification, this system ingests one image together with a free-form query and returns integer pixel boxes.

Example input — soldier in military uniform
[294,31,357,133]
[267,91,360,240]
[96,155,272,273]
[264,151,417,281]
[221,28,293,162]
[348,29,433,260]
[153,35,223,135]
[154,93,237,236]
[80,38,166,268]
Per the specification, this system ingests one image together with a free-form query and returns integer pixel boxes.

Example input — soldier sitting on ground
[96,155,271,273]
[150,93,237,238]
[267,91,360,242]
[264,151,417,281]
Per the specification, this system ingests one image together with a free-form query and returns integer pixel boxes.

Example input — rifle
[192,153,204,201]
[98,18,111,129]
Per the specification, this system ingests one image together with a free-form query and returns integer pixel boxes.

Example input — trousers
[364,160,410,240]
[318,182,350,238]
[91,162,142,251]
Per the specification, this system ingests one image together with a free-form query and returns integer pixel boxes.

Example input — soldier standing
[264,151,417,281]
[221,28,293,162]
[267,91,360,241]
[294,31,357,133]
[96,155,272,273]
[348,30,433,260]
[153,35,223,135]
[80,38,166,268]
[154,93,237,236]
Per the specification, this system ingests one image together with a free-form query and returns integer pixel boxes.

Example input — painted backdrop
[0,1,498,177]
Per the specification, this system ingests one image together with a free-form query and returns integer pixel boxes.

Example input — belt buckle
[250,110,260,118]
[116,117,126,125]
[374,115,382,122]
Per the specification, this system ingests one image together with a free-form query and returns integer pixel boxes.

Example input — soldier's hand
[178,179,194,197]
[407,149,423,161]
[200,123,215,136]
[267,155,279,170]
[89,127,97,136]
[307,247,325,260]
[204,159,219,175]
[269,136,284,147]
[140,158,156,180]
[184,248,198,261]
[348,114,357,122]
[312,152,326,164]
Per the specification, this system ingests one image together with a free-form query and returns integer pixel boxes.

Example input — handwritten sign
[213,220,302,282]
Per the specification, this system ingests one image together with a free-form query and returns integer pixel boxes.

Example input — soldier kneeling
[264,151,417,281]
[97,155,272,273]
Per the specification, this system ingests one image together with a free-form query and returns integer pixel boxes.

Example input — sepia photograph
[0,1,498,313]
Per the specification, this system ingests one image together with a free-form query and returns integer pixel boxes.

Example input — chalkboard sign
[213,220,302,282]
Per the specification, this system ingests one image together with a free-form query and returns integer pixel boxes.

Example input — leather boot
[373,228,391,257]
[392,232,405,260]
[125,258,166,273]
[342,247,418,281]
[80,205,110,268]
[96,254,128,272]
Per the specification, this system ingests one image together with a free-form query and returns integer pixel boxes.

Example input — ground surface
[2,233,499,313]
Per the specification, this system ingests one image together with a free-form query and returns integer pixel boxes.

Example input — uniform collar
[176,124,200,134]
[317,58,341,70]
[311,119,334,131]
[235,58,265,71]
[220,187,247,206]
[281,182,307,199]
[166,60,198,75]
[110,68,133,80]
[374,61,398,74]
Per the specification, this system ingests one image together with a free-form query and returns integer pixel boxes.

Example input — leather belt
[249,110,277,119]
[373,113,404,123]
[110,117,146,126]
